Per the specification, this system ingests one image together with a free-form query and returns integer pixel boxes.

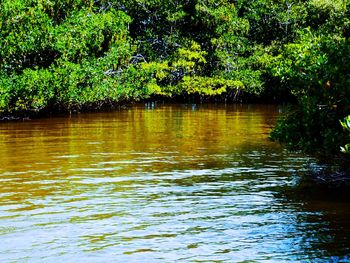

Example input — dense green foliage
[0,0,264,114]
[267,1,350,163]
[0,0,349,165]
[340,116,350,154]
[0,1,153,112]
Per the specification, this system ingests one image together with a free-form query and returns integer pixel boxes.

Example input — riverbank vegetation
[0,0,349,167]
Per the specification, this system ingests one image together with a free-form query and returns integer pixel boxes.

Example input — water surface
[0,104,349,262]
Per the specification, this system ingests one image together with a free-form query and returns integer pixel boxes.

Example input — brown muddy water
[0,104,349,262]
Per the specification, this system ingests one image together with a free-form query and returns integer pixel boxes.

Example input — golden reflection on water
[0,104,349,262]
[0,104,277,202]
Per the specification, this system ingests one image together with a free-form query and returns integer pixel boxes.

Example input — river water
[0,104,349,262]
